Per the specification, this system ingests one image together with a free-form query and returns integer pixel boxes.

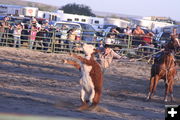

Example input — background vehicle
[102,24,118,30]
[0,16,5,21]
[35,18,48,25]
[155,32,171,48]
[96,26,127,49]
[54,21,96,43]
[7,16,31,26]
[78,22,96,43]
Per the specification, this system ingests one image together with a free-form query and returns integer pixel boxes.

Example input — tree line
[59,3,96,17]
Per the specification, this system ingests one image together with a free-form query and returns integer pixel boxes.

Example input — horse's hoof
[171,98,175,102]
[146,95,151,101]
[164,96,168,102]
[145,98,150,101]
[164,99,168,102]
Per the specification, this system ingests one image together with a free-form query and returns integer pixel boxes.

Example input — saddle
[153,51,176,66]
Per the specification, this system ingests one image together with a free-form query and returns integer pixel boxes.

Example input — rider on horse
[153,34,180,64]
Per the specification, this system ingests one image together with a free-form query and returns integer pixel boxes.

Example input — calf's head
[82,44,95,57]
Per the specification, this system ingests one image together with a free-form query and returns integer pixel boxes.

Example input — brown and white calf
[63,44,103,110]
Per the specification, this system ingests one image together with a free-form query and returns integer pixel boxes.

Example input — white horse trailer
[104,17,130,28]
[61,13,104,31]
[37,10,62,22]
[0,4,23,16]
[130,17,174,33]
[23,7,38,17]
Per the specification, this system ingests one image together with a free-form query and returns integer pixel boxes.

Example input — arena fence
[0,27,179,62]
[0,113,82,120]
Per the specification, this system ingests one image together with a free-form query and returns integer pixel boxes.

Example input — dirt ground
[0,47,179,120]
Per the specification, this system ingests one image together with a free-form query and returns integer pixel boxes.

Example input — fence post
[51,29,56,53]
[5,31,8,47]
[127,35,132,49]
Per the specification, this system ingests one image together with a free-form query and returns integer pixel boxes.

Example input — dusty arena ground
[0,47,179,120]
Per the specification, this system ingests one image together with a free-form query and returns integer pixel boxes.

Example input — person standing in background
[0,22,4,44]
[13,23,24,48]
[123,26,132,43]
[1,16,10,45]
[105,27,119,45]
[29,25,38,49]
[170,28,180,50]
[133,25,145,35]
[41,21,50,51]
[124,26,132,35]
[132,25,145,46]
[171,28,179,38]
[67,28,78,52]
[142,31,154,46]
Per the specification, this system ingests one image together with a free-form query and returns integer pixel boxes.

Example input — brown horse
[146,36,180,102]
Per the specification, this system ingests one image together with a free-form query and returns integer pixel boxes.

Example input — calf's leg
[77,88,89,110]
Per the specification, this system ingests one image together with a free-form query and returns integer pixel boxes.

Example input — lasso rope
[129,49,164,62]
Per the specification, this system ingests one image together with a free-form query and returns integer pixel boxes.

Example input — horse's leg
[169,82,175,102]
[151,75,159,96]
[146,76,155,100]
[164,82,169,102]
[169,77,175,102]
[164,75,170,102]
[164,74,175,102]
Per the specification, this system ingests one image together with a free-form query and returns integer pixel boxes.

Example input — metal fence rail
[0,27,179,62]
